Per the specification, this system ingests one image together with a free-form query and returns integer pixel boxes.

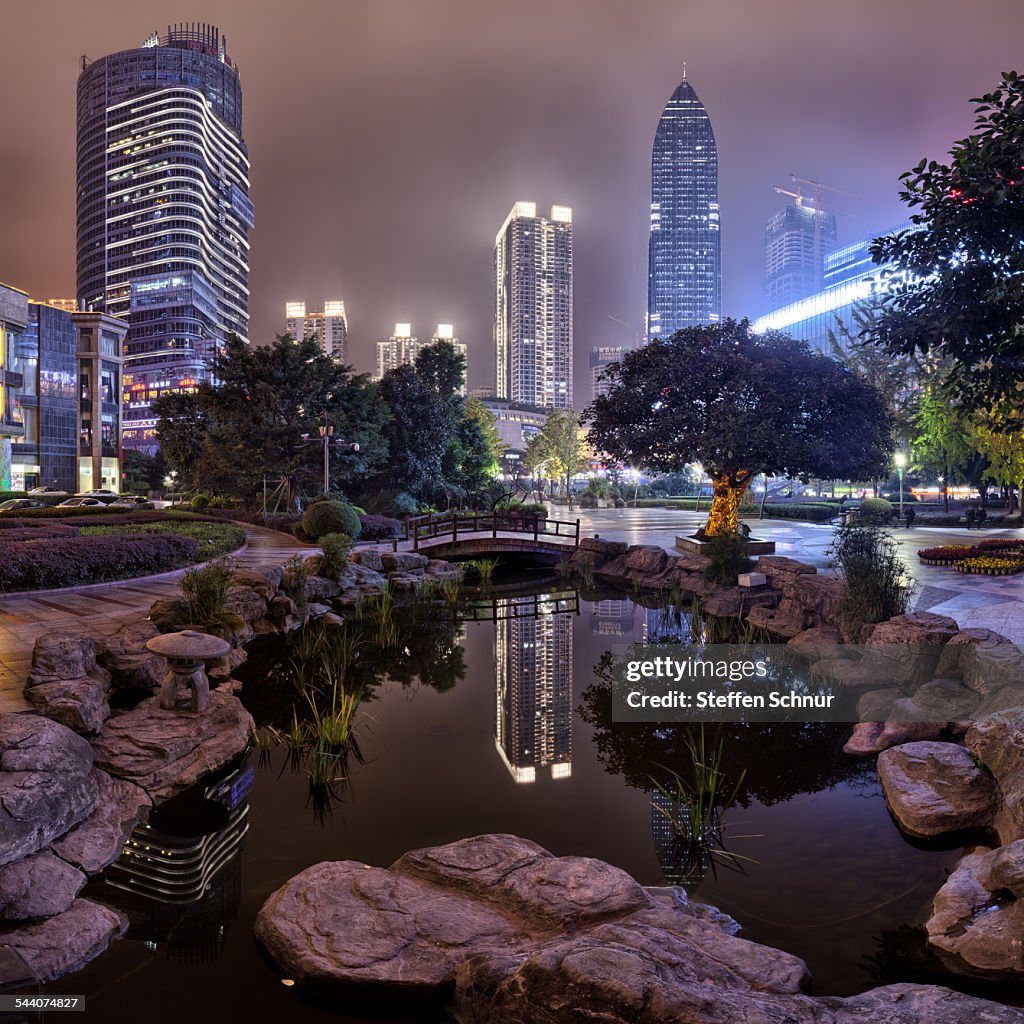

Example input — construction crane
[771,175,858,291]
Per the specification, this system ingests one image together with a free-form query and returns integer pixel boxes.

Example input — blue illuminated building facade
[76,24,253,453]
[752,222,913,351]
[647,71,721,339]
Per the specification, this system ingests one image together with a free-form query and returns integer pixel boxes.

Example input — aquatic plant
[280,554,309,607]
[649,726,751,881]
[468,557,500,583]
[180,558,236,627]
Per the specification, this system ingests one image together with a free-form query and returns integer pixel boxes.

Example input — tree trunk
[705,470,754,537]
[942,455,949,513]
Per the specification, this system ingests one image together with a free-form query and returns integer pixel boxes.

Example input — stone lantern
[145,630,231,713]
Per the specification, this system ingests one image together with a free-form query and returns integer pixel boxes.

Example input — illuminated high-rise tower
[77,24,253,452]
[647,70,720,339]
[494,202,573,409]
[285,300,348,361]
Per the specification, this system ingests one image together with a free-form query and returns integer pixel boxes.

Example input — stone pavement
[0,524,310,715]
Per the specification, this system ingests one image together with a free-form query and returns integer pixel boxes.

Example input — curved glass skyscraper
[647,71,720,339]
[77,24,253,452]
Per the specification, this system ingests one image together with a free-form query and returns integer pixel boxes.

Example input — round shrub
[191,494,211,510]
[301,499,362,541]
[858,497,894,525]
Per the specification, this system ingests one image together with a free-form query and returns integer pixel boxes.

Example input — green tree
[534,409,586,511]
[865,72,1024,404]
[828,303,916,451]
[970,406,1024,513]
[154,335,388,509]
[587,321,894,536]
[912,365,977,511]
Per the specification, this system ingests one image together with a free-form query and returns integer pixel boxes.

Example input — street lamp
[894,451,907,522]
[298,415,360,497]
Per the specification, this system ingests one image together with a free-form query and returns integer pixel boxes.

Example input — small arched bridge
[402,511,581,560]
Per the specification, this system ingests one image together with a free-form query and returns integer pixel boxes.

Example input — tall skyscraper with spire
[77,24,253,453]
[647,67,721,340]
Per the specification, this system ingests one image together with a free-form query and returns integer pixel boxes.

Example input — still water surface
[45,586,1014,1021]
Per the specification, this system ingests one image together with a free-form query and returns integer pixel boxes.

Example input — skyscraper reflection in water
[96,760,252,964]
[494,592,576,783]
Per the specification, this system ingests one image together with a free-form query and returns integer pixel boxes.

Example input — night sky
[1,0,1022,398]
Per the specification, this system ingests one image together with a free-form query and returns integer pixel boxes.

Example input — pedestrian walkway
[0,524,310,715]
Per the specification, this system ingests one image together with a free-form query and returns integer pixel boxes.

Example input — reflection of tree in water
[237,609,467,731]
[579,654,873,807]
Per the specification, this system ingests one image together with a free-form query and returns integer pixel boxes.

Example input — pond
[46,580,1023,1021]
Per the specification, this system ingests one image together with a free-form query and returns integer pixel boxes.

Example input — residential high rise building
[374,323,467,383]
[375,323,419,379]
[764,203,838,310]
[647,70,721,339]
[494,202,573,410]
[77,24,253,453]
[284,300,348,361]
[589,345,624,403]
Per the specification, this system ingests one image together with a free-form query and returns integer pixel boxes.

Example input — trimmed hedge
[858,497,894,525]
[359,513,403,540]
[760,503,841,522]
[0,523,81,542]
[302,500,362,541]
[0,534,200,591]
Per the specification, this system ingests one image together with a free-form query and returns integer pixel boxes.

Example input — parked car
[57,497,106,508]
[27,485,68,497]
[0,498,45,512]
[79,488,120,498]
[110,495,154,509]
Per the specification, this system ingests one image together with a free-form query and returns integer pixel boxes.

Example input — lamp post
[894,451,907,522]
[298,415,360,497]
[693,463,705,514]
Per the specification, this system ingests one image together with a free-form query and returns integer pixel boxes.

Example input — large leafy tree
[154,335,388,508]
[586,320,894,536]
[970,406,1024,513]
[865,72,1024,403]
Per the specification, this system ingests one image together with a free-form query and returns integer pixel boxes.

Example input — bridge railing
[406,511,581,551]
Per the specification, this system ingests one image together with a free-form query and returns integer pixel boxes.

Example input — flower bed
[974,538,1024,552]
[0,533,201,591]
[954,556,1024,576]
[917,545,976,565]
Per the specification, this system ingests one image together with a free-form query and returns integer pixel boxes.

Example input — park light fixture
[894,451,907,521]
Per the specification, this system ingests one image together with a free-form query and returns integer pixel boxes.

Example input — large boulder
[92,690,254,801]
[0,898,125,983]
[255,833,808,1008]
[788,626,844,660]
[50,769,150,874]
[843,720,946,756]
[0,715,98,868]
[878,741,999,838]
[94,618,165,691]
[0,851,86,920]
[24,632,113,735]
[256,835,1023,1024]
[927,841,1024,976]
[351,548,385,573]
[938,629,1024,698]
[966,708,1024,835]
[857,613,960,688]
[381,551,429,573]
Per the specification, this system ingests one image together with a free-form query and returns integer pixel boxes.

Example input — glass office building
[752,222,914,351]
[77,24,253,453]
[764,203,838,310]
[647,71,721,339]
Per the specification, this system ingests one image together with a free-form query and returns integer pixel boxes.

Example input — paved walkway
[0,525,310,715]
